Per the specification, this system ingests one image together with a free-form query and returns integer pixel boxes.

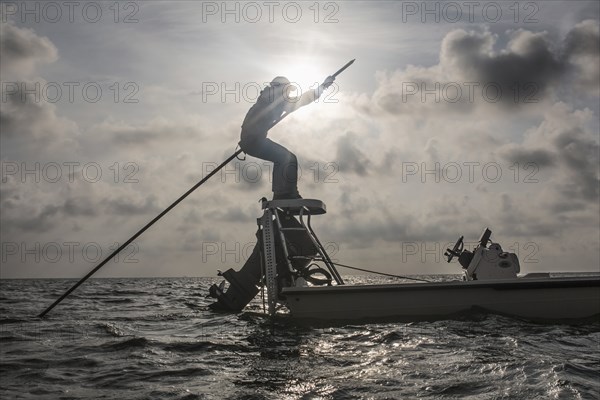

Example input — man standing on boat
[239,75,335,200]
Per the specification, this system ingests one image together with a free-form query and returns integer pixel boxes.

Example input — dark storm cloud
[443,28,564,105]
[373,20,600,114]
[444,21,599,102]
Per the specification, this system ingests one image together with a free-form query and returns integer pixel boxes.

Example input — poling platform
[261,199,327,215]
[208,198,342,314]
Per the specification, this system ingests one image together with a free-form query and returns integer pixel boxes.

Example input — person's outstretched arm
[284,76,335,113]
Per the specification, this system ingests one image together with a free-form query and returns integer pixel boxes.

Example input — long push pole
[332,59,355,78]
[38,60,356,318]
[38,149,242,318]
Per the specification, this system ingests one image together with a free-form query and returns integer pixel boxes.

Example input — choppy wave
[1,277,599,399]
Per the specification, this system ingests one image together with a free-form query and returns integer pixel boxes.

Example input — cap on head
[270,76,290,86]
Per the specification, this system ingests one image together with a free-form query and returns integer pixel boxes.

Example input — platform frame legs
[259,204,344,316]
[261,209,278,316]
[299,209,344,285]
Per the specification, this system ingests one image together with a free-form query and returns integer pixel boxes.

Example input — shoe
[272,191,302,200]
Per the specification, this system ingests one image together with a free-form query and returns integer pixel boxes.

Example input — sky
[1,1,599,279]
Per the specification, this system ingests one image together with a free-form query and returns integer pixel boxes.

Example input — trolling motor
[445,228,520,281]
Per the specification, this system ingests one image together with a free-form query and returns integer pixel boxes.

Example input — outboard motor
[445,228,520,281]
[207,210,319,311]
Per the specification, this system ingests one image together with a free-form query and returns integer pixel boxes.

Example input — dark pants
[241,138,298,196]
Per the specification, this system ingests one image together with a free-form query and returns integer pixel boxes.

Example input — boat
[208,199,600,322]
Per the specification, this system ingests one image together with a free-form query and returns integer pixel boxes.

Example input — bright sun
[267,56,337,122]
[272,60,328,94]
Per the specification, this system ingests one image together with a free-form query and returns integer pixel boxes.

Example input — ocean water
[1,277,599,400]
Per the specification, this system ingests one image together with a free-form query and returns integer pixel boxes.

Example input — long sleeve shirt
[240,85,324,146]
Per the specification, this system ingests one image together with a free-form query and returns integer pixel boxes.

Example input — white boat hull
[281,277,600,321]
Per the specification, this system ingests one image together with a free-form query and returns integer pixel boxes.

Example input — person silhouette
[239,75,335,200]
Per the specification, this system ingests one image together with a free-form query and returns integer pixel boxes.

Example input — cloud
[516,103,599,202]
[2,203,61,233]
[0,23,77,160]
[445,28,564,99]
[101,194,161,216]
[563,19,600,92]
[208,206,254,223]
[335,132,371,176]
[62,196,99,217]
[0,177,97,234]
[0,21,57,78]
[367,21,599,116]
[498,146,556,167]
[82,117,207,154]
[0,80,79,160]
